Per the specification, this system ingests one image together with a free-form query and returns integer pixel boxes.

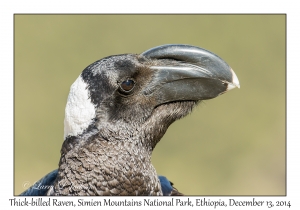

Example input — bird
[20,170,181,196]
[20,44,239,196]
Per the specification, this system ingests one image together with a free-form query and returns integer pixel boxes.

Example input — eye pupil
[120,79,135,92]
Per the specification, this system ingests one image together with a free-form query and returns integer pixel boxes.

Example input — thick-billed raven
[20,44,239,196]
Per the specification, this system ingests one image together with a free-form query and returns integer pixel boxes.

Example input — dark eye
[119,79,135,93]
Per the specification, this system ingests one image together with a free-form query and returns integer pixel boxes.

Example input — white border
[1,0,299,209]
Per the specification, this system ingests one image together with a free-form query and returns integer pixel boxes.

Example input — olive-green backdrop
[15,15,285,195]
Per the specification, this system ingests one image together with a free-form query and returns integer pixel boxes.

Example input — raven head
[64,44,239,151]
[56,44,239,195]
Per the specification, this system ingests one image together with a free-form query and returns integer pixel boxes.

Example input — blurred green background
[15,15,285,195]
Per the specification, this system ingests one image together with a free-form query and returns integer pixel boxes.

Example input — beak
[140,44,240,105]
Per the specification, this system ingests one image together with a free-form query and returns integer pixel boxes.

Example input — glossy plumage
[20,170,181,196]
[20,44,239,196]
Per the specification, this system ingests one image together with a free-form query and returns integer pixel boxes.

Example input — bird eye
[119,79,135,93]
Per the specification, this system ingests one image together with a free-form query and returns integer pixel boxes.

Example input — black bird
[20,170,180,196]
[20,44,239,196]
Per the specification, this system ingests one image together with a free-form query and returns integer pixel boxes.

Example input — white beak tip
[227,68,240,91]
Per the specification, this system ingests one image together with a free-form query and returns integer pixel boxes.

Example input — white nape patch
[64,75,96,139]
